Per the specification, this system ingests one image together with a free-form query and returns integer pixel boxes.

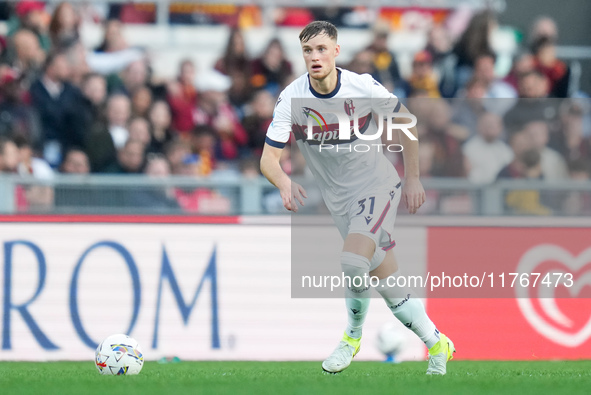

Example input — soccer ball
[375,323,405,362]
[95,334,144,375]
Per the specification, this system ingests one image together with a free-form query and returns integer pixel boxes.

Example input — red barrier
[427,227,591,360]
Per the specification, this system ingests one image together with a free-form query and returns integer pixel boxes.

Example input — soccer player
[260,21,455,375]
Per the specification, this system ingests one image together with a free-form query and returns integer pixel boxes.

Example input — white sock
[345,297,370,339]
[341,252,372,340]
[376,278,440,348]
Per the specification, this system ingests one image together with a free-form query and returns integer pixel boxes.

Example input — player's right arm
[260,93,307,212]
[260,144,307,212]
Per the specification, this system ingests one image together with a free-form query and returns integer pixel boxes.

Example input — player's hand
[279,181,307,213]
[402,177,425,214]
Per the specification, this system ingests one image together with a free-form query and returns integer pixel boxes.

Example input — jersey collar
[308,68,342,99]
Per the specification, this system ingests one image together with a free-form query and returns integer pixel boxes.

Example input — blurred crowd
[0,2,590,215]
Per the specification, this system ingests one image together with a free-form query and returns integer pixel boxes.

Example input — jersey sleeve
[265,93,291,149]
[369,76,401,117]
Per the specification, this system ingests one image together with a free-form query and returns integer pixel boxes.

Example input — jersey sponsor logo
[293,113,372,145]
[303,107,329,132]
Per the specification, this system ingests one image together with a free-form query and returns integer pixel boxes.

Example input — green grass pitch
[1,361,590,395]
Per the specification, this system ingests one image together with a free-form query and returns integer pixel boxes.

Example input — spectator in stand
[215,28,252,108]
[30,50,86,166]
[147,100,175,154]
[190,125,216,176]
[425,25,458,98]
[95,19,128,53]
[14,134,53,179]
[60,37,90,88]
[452,77,488,137]
[472,53,517,99]
[131,85,152,118]
[79,73,107,132]
[504,70,557,135]
[60,148,90,174]
[562,159,591,215]
[551,101,591,162]
[424,99,467,177]
[242,89,274,157]
[497,131,531,179]
[0,136,31,212]
[463,113,513,184]
[14,135,54,210]
[523,121,568,181]
[365,23,402,94]
[164,140,191,175]
[8,1,50,52]
[0,67,42,149]
[130,154,180,211]
[55,148,98,210]
[345,49,377,76]
[0,136,19,173]
[470,53,517,116]
[0,35,6,61]
[49,2,80,47]
[408,51,441,98]
[504,52,535,92]
[127,116,152,149]
[86,93,131,172]
[167,59,198,135]
[528,16,558,47]
[453,10,497,88]
[502,149,552,215]
[239,157,261,178]
[109,59,149,97]
[194,70,248,161]
[250,38,293,95]
[8,29,45,89]
[103,138,145,174]
[531,37,569,97]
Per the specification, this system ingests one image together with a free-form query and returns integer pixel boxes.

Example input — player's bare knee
[343,233,376,261]
[370,250,398,279]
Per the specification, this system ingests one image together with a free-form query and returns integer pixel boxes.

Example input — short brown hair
[299,21,338,43]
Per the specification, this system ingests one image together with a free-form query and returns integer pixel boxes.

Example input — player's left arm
[395,103,425,214]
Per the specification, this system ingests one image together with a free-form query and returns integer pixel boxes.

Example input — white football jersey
[266,68,402,215]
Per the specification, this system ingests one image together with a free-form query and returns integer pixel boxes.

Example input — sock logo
[404,322,412,328]
[349,286,370,293]
[351,308,360,314]
[391,294,411,309]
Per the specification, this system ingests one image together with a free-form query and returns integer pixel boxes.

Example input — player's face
[301,33,340,80]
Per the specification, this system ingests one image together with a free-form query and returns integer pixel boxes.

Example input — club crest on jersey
[344,99,355,116]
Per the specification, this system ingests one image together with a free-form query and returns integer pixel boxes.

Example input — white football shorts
[332,181,402,259]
